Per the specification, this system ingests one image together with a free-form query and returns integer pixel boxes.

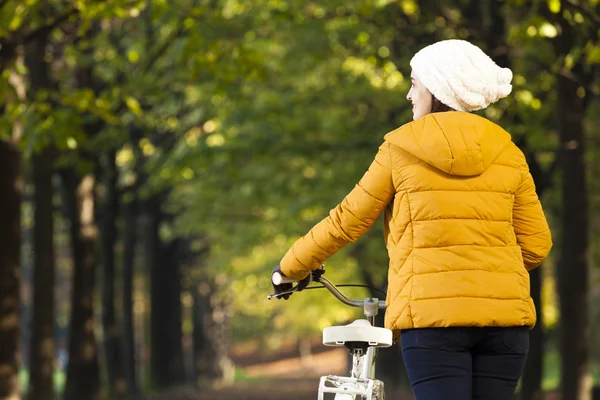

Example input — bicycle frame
[318,275,384,379]
[270,269,390,399]
[317,276,387,399]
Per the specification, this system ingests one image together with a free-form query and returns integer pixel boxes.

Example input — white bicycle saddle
[323,319,393,348]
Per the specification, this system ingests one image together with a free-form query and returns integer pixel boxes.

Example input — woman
[270,39,552,400]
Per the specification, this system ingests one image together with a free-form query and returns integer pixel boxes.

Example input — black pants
[401,326,529,400]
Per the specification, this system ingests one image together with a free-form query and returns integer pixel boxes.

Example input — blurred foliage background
[0,0,599,399]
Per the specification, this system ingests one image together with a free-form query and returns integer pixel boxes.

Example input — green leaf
[124,96,143,117]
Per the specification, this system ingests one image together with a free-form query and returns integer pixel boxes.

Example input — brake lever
[267,288,297,300]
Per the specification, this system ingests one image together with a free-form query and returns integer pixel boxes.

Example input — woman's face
[407,71,432,120]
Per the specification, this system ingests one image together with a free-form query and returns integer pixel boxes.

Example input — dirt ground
[148,380,559,400]
[146,342,561,400]
[149,379,334,400]
[148,379,415,400]
[147,345,415,400]
[149,382,559,400]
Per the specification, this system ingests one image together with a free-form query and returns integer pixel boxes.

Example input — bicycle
[268,267,393,400]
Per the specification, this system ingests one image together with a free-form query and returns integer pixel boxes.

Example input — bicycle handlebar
[318,275,386,309]
[269,268,386,310]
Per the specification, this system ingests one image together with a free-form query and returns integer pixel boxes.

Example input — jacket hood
[384,112,512,176]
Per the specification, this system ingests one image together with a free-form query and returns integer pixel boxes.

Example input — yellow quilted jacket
[280,111,552,332]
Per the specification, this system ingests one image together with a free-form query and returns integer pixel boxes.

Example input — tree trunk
[192,283,209,387]
[519,142,557,400]
[146,210,165,388]
[163,239,184,385]
[26,30,57,400]
[121,198,139,396]
[29,148,57,400]
[556,70,591,400]
[100,150,126,398]
[551,13,592,400]
[192,277,234,388]
[0,141,22,400]
[146,203,184,389]
[61,170,101,400]
[522,267,544,400]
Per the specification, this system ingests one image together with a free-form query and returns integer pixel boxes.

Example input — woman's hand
[270,266,311,300]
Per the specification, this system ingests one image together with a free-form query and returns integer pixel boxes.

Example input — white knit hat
[409,39,513,112]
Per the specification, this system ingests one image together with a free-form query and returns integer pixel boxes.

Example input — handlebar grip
[272,271,295,285]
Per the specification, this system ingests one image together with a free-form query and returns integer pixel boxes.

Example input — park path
[147,343,559,400]
[148,346,350,399]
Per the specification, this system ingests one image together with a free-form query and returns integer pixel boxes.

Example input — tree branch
[140,24,186,75]
[545,150,560,183]
[517,135,559,197]
[564,0,600,28]
[24,8,79,43]
[0,39,18,70]
[515,21,599,97]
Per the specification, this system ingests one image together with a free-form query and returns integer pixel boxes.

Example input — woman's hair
[431,94,455,113]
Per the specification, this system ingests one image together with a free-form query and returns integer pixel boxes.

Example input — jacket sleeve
[280,141,396,280]
[512,167,553,271]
